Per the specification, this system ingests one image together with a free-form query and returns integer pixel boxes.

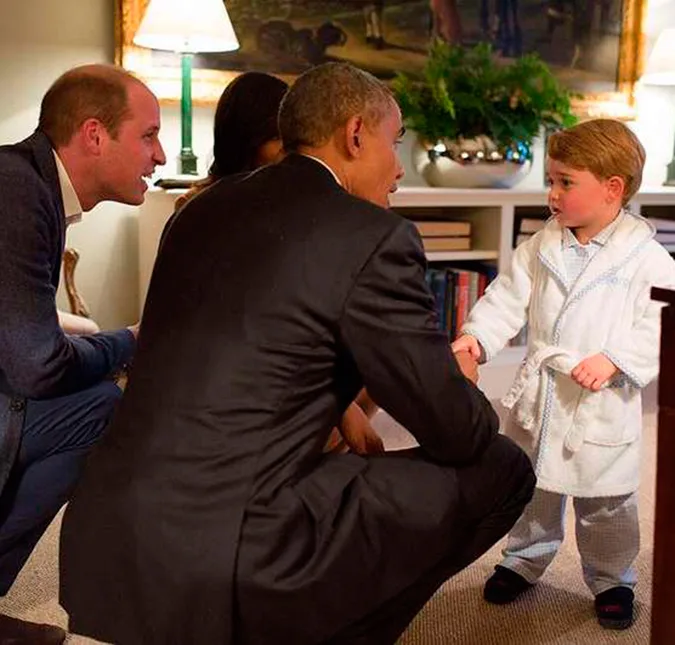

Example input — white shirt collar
[301,154,342,186]
[563,209,624,248]
[53,151,82,227]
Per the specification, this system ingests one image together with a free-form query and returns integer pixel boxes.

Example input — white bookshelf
[425,250,499,262]
[391,187,547,275]
[392,184,675,273]
[138,184,675,400]
[390,186,549,208]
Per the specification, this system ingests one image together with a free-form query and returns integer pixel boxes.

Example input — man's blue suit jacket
[0,131,135,493]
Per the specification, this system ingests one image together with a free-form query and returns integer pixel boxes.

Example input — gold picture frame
[573,0,646,118]
[115,0,647,117]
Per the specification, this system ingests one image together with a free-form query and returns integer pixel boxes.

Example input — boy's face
[545,158,622,230]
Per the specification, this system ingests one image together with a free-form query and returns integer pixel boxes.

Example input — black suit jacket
[0,132,135,490]
[60,155,498,645]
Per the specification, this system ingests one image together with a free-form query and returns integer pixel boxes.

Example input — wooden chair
[59,248,100,336]
[62,247,91,318]
[650,287,675,644]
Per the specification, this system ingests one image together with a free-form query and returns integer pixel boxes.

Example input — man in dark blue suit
[0,63,165,644]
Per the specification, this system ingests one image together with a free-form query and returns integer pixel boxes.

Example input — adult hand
[127,322,140,339]
[57,310,100,335]
[323,427,349,454]
[571,353,619,391]
[354,388,378,418]
[451,334,481,360]
[339,401,385,455]
[455,350,479,384]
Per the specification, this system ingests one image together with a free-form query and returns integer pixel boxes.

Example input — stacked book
[649,217,675,252]
[425,264,498,340]
[514,216,547,247]
[413,220,471,252]
[515,214,675,253]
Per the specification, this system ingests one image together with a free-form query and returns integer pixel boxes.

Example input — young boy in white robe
[452,118,675,629]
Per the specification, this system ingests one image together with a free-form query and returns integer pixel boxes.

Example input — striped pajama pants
[499,487,639,595]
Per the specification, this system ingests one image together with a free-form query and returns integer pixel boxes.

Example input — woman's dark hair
[210,72,289,177]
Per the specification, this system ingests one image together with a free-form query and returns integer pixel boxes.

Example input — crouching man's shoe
[595,586,634,630]
[483,565,535,604]
[0,613,66,644]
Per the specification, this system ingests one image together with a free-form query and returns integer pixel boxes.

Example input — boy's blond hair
[547,118,646,205]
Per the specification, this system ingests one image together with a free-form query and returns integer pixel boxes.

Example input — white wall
[0,1,114,143]
[0,0,142,330]
[632,0,675,186]
[1,0,674,328]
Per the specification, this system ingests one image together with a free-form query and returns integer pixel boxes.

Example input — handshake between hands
[323,334,621,458]
[451,335,619,391]
[449,335,481,385]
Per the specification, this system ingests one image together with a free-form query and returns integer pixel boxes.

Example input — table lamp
[133,0,240,175]
[641,28,675,186]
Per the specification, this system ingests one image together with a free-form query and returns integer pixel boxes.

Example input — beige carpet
[0,388,657,644]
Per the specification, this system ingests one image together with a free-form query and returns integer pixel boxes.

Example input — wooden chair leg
[62,247,91,318]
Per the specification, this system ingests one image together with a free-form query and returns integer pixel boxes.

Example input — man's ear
[345,115,364,158]
[80,118,106,156]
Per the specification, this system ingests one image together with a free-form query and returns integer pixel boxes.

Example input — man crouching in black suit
[60,62,535,645]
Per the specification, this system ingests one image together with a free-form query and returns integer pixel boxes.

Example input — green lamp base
[664,158,675,187]
[178,149,198,176]
[178,52,198,176]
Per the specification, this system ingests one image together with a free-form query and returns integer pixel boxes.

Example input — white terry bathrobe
[463,211,675,498]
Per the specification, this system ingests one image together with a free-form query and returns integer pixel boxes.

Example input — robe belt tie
[500,346,612,454]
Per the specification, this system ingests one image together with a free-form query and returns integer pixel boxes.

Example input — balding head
[38,64,147,147]
[278,62,404,208]
[37,64,165,211]
[279,62,396,153]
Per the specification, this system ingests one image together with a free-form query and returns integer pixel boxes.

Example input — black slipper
[483,565,534,605]
[595,586,634,630]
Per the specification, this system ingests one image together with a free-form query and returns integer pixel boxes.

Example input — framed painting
[115,0,647,116]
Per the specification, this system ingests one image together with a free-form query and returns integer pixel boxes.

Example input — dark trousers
[323,434,536,645]
[0,381,121,594]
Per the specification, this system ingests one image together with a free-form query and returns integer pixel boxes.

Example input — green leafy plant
[393,41,578,150]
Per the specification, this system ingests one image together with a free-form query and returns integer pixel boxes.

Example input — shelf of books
[395,205,503,261]
[513,208,548,248]
[424,264,498,341]
[513,206,675,254]
[640,210,675,255]
[426,251,499,262]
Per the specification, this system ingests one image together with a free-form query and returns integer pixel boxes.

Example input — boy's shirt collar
[562,210,624,249]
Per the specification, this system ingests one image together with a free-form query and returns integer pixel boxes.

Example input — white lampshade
[133,0,240,53]
[641,28,675,86]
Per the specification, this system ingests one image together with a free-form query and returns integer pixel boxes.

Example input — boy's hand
[571,353,619,391]
[454,350,479,384]
[451,334,481,360]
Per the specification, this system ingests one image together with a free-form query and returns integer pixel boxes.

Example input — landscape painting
[116,0,646,115]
